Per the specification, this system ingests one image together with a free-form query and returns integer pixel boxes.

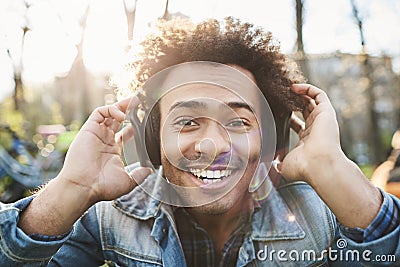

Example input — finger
[89,96,140,124]
[115,124,135,147]
[291,84,330,105]
[103,118,122,133]
[307,99,317,111]
[290,114,305,135]
[116,96,139,114]
[300,124,312,139]
[90,105,126,124]
[129,167,153,186]
[84,121,117,147]
[302,107,311,121]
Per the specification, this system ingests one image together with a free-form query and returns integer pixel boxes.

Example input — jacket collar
[251,186,305,241]
[113,168,305,241]
[113,168,163,220]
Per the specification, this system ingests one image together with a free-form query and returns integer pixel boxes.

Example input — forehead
[157,64,260,113]
[160,84,257,110]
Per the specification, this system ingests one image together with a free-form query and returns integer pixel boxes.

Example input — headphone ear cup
[276,112,291,155]
[257,108,291,188]
[270,109,291,156]
[145,111,161,167]
[129,105,161,168]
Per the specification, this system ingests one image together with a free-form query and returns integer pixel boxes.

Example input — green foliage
[381,129,395,153]
[55,130,78,154]
[0,176,13,194]
[359,164,375,179]
[0,98,25,147]
[50,102,65,125]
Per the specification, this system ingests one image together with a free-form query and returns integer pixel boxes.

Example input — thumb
[129,167,153,186]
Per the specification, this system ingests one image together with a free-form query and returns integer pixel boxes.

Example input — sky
[1,0,399,102]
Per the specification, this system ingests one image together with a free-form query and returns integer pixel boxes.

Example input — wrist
[303,150,382,228]
[19,175,96,236]
[56,170,100,207]
[304,148,347,186]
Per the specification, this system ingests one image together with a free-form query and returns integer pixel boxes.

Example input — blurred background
[1,0,399,200]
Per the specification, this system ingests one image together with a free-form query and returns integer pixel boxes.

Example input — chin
[191,197,236,215]
[161,155,259,209]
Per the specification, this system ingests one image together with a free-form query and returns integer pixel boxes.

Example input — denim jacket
[0,169,399,266]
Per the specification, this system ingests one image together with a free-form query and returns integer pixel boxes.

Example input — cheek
[230,130,262,158]
[160,130,196,161]
[249,130,262,152]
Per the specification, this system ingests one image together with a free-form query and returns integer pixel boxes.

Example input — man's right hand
[18,97,152,236]
[59,97,151,203]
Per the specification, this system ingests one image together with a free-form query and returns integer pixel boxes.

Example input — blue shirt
[0,169,399,266]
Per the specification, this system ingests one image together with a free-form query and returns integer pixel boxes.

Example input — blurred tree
[123,0,137,46]
[53,3,91,124]
[8,1,29,112]
[0,98,25,146]
[162,0,170,20]
[295,0,310,80]
[350,0,384,164]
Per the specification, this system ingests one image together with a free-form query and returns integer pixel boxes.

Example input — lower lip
[187,171,235,190]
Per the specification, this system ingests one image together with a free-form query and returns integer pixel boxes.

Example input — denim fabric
[0,165,399,266]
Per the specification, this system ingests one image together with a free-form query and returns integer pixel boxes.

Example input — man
[0,17,399,266]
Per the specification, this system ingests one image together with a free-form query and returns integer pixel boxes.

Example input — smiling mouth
[189,168,232,184]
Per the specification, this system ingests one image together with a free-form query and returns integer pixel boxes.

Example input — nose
[194,121,231,157]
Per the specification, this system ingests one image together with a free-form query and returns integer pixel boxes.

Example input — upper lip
[184,165,234,171]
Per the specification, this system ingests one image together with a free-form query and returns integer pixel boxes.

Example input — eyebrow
[169,100,208,112]
[226,102,254,113]
[169,100,255,113]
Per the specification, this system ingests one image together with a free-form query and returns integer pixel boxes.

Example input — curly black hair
[126,17,307,112]
[122,17,308,166]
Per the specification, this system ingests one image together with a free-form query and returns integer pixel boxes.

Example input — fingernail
[276,163,282,173]
[272,159,281,173]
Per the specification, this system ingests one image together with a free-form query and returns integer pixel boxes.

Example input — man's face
[158,65,262,214]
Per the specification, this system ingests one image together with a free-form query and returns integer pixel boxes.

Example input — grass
[359,164,376,179]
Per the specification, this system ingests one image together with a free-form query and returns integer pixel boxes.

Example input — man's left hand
[278,84,343,184]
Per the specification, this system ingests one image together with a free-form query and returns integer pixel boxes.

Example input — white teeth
[202,178,222,184]
[191,169,200,178]
[189,168,232,181]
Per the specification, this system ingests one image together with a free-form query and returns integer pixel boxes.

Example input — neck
[185,193,255,254]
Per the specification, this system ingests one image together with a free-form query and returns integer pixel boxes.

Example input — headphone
[128,62,292,171]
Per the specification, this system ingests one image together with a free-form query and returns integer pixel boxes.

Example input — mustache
[176,152,246,170]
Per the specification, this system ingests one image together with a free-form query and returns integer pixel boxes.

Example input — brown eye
[226,119,248,127]
[175,118,198,127]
